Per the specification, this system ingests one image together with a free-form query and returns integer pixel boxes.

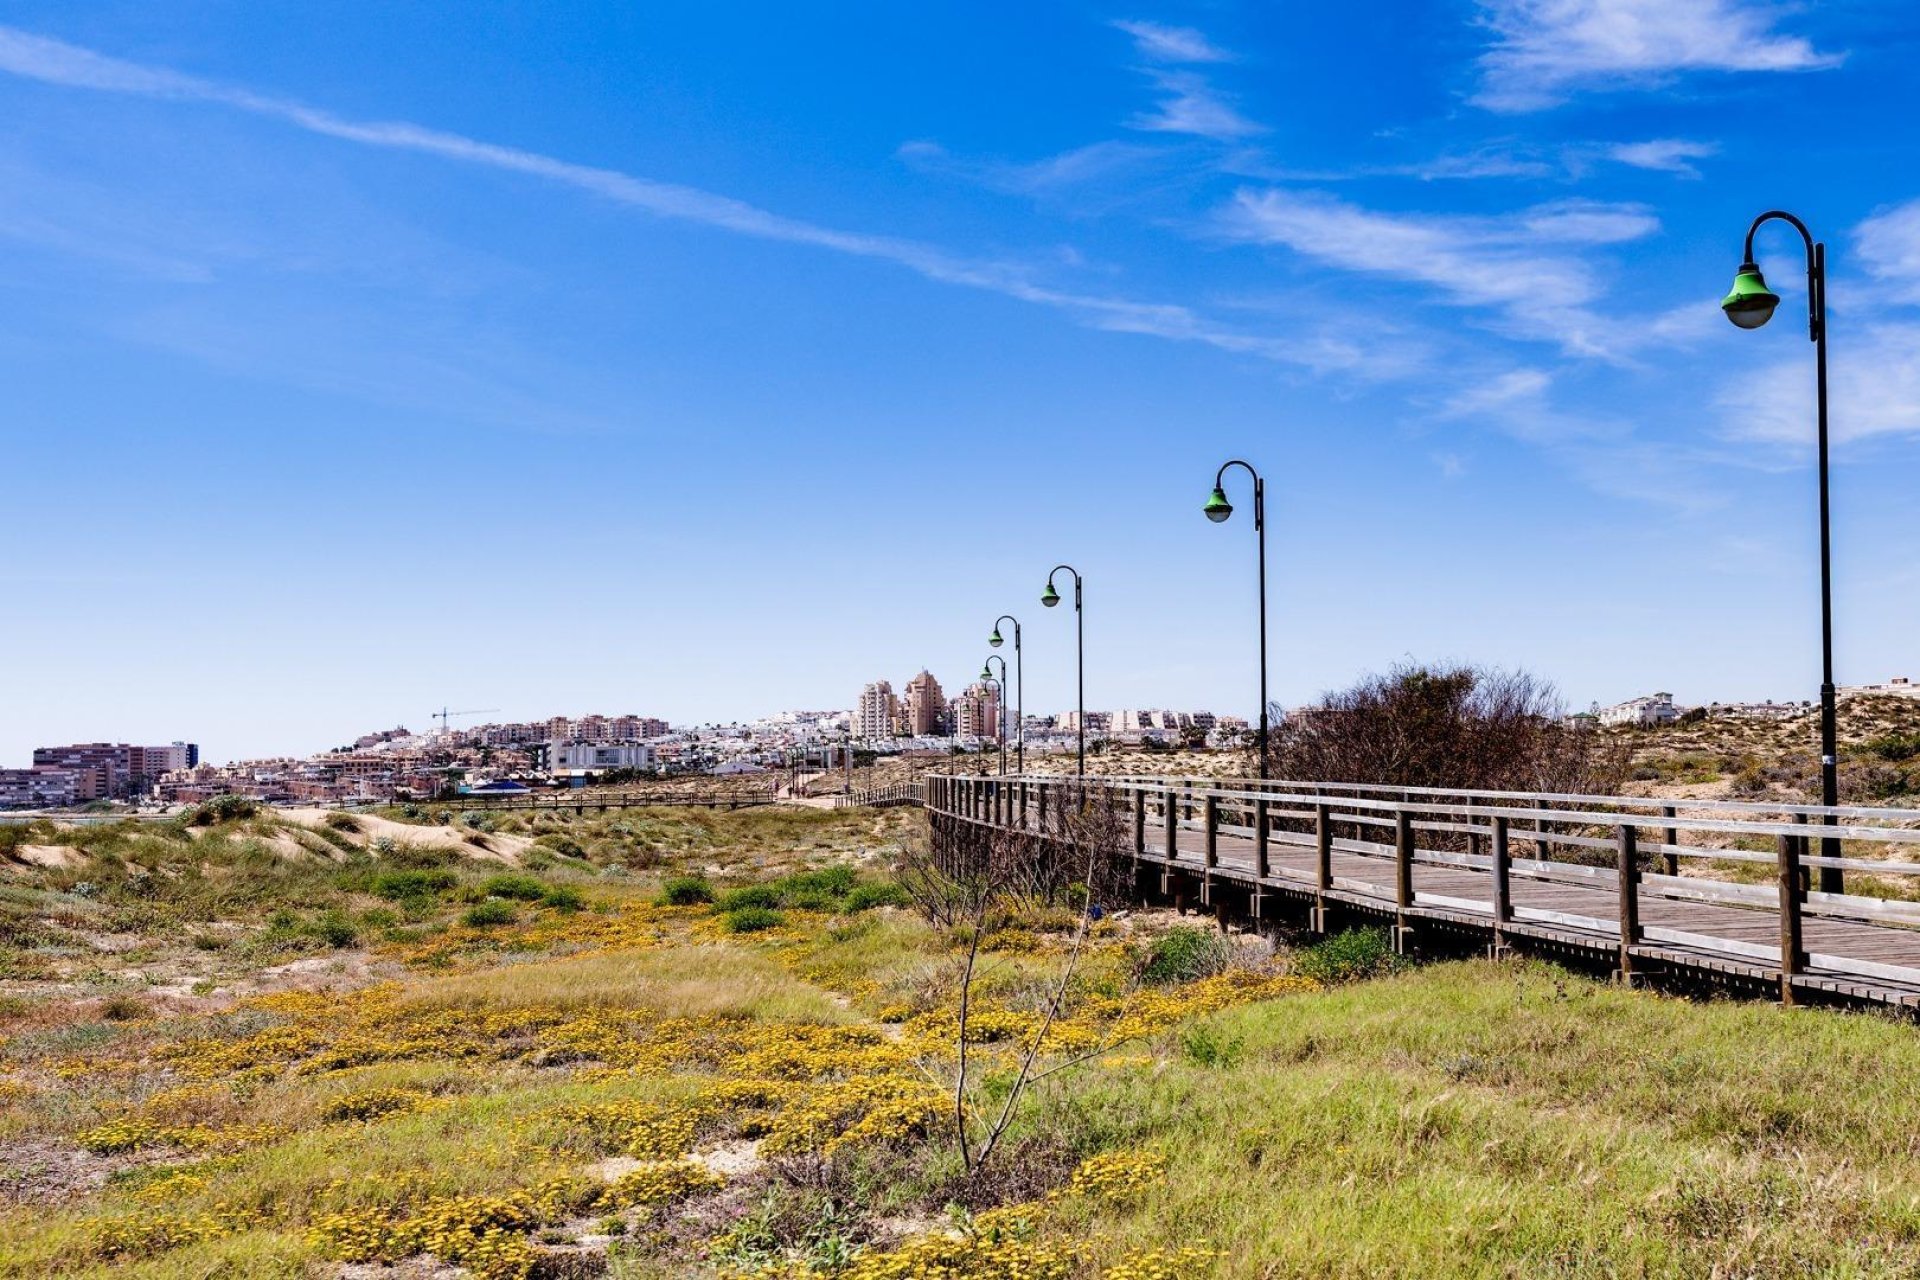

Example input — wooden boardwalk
[924,774,1920,1010]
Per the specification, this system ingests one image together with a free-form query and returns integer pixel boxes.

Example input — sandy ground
[280,809,532,863]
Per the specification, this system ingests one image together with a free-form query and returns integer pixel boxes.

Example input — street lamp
[1042,565,1085,776]
[1722,209,1842,893]
[989,614,1024,774]
[1204,460,1269,782]
[977,668,1006,777]
[982,656,1010,776]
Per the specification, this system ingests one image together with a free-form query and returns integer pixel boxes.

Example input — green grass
[1013,959,1920,1276]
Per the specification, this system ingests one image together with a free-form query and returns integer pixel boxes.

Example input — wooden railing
[828,781,924,810]
[924,773,1920,1009]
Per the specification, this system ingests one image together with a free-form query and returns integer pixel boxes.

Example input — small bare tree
[905,786,1130,1178]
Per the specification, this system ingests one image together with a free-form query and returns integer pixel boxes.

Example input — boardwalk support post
[1662,804,1680,877]
[1162,785,1178,900]
[1132,787,1145,860]
[1393,809,1415,955]
[1616,825,1640,985]
[1202,794,1219,907]
[1491,815,1512,956]
[1312,802,1332,934]
[1778,832,1804,1007]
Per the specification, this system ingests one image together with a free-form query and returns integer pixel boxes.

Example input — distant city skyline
[3,7,1918,765]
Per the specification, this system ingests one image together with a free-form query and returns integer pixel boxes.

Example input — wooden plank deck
[924,775,1920,1010]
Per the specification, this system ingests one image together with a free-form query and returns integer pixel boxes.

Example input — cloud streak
[1221,189,1657,356]
[0,26,1378,375]
[1473,0,1841,111]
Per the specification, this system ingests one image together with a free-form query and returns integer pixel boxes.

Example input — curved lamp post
[1041,565,1085,776]
[1204,460,1269,782]
[988,615,1024,775]
[1722,209,1842,893]
[982,656,1010,776]
[977,671,1005,777]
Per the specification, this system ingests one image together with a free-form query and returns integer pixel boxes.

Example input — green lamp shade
[1203,486,1233,522]
[1041,583,1061,608]
[988,629,1003,648]
[980,664,992,680]
[1722,263,1780,330]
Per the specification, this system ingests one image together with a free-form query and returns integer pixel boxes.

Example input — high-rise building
[951,682,1002,741]
[905,670,947,736]
[854,681,898,739]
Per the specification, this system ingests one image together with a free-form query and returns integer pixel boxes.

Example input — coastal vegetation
[4,799,1920,1276]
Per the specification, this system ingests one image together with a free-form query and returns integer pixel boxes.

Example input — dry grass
[396,944,853,1023]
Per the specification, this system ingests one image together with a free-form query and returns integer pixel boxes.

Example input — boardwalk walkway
[925,774,1920,1010]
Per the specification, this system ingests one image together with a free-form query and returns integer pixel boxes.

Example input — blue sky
[3,1,1919,763]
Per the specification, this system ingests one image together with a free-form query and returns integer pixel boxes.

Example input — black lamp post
[988,614,1024,774]
[976,668,1007,777]
[1041,565,1085,776]
[1204,460,1269,782]
[982,656,1009,776]
[1722,209,1842,894]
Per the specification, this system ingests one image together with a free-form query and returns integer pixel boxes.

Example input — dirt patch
[692,1138,762,1179]
[0,1135,146,1206]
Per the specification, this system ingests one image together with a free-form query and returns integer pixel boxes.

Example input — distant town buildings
[1843,676,1919,700]
[950,682,1003,741]
[542,740,658,779]
[1597,693,1679,728]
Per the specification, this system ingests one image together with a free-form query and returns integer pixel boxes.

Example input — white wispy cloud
[1113,19,1232,64]
[1222,189,1657,355]
[1717,322,1920,451]
[1129,69,1264,140]
[0,26,1370,375]
[1608,138,1718,177]
[1473,0,1842,112]
[1857,198,1920,304]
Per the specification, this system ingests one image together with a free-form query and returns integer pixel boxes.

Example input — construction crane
[432,707,500,734]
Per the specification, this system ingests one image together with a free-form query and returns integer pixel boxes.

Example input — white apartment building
[1597,693,1680,728]
[854,681,898,739]
[547,740,657,778]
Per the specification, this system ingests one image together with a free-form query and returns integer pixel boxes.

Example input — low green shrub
[1179,1022,1245,1069]
[541,886,585,913]
[370,869,455,901]
[658,876,714,907]
[463,900,517,928]
[307,910,359,949]
[185,794,258,826]
[780,866,858,897]
[723,906,783,933]
[477,873,548,901]
[1293,926,1401,984]
[716,885,782,912]
[1140,925,1230,984]
[844,882,911,912]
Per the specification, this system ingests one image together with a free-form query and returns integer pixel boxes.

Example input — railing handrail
[1087,773,1920,823]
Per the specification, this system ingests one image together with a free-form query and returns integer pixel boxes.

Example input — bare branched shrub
[906,783,1132,1179]
[1267,662,1627,795]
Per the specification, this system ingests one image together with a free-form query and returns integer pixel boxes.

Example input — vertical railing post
[1132,787,1145,857]
[1662,804,1680,877]
[1393,808,1414,953]
[1492,814,1512,949]
[1312,801,1332,933]
[1794,811,1811,895]
[1255,794,1270,881]
[1164,784,1178,862]
[1777,832,1804,1006]
[1203,793,1219,869]
[1616,825,1640,983]
[1037,780,1048,829]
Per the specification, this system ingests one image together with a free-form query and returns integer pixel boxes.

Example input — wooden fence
[925,773,1920,1010]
